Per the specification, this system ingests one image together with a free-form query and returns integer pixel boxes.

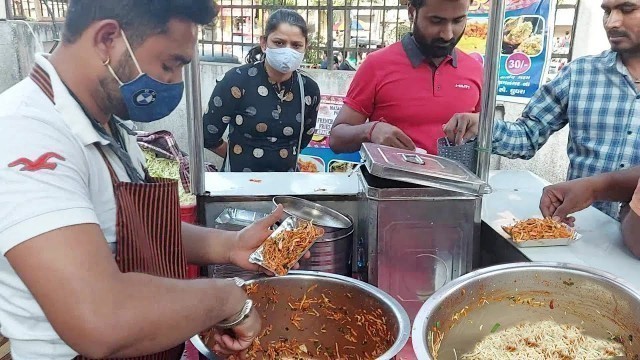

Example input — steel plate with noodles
[192,272,411,360]
[412,263,640,360]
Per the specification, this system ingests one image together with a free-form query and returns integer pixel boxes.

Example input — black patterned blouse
[203,62,321,172]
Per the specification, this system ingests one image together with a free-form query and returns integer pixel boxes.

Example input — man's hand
[443,113,479,145]
[370,122,416,150]
[539,178,599,226]
[630,178,640,216]
[228,205,310,273]
[210,308,262,359]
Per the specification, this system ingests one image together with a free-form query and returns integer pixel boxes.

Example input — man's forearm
[491,119,541,160]
[206,141,227,159]
[329,123,372,154]
[591,167,640,202]
[622,210,640,259]
[182,222,235,265]
[89,275,244,358]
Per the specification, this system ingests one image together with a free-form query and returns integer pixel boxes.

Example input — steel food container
[412,262,640,359]
[358,143,489,321]
[192,271,411,360]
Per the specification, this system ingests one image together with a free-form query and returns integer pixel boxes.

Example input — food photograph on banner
[461,0,555,103]
[299,95,361,173]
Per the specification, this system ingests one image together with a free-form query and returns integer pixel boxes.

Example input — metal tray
[359,143,491,196]
[502,224,582,248]
[273,195,351,229]
[215,208,268,228]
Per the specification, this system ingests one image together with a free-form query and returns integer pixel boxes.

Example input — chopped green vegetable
[436,321,441,328]
[142,149,196,206]
[490,323,501,333]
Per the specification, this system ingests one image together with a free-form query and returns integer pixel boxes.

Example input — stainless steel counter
[481,170,640,291]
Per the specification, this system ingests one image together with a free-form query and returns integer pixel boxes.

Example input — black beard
[100,52,137,120]
[413,20,463,59]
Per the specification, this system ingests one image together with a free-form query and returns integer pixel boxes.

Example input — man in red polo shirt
[329,0,482,155]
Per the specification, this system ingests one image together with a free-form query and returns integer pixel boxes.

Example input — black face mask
[413,18,464,59]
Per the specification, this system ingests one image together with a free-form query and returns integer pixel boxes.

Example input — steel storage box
[357,143,490,322]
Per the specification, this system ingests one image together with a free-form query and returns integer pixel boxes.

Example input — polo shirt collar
[401,33,458,69]
[34,53,110,147]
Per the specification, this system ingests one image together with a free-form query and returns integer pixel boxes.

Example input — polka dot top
[203,62,321,172]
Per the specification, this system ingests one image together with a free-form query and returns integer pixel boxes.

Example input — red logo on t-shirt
[8,152,66,172]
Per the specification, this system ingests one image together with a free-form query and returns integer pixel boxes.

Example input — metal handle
[401,153,425,165]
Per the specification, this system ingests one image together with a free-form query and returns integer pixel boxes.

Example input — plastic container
[180,204,200,279]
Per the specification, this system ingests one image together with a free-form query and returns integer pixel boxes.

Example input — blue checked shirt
[493,50,640,219]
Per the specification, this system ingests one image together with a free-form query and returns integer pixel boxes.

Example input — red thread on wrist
[367,121,380,143]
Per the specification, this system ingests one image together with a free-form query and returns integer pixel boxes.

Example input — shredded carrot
[502,217,574,242]
[221,283,393,360]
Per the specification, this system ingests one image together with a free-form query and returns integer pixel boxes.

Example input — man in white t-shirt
[0,1,306,359]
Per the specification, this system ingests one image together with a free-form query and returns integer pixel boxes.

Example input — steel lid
[272,196,352,229]
[359,143,492,196]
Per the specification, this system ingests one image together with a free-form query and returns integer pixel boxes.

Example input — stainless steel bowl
[273,196,352,229]
[192,271,410,359]
[412,262,640,359]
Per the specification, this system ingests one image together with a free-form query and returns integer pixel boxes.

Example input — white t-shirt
[0,54,146,359]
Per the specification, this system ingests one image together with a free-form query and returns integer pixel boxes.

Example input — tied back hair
[245,9,309,64]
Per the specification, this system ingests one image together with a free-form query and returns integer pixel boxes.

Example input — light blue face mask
[105,30,184,123]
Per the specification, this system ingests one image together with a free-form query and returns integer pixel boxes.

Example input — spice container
[249,217,324,276]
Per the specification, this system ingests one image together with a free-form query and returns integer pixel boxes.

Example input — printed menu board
[459,0,555,104]
[299,95,361,173]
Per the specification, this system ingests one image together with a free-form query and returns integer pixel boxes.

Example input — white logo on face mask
[265,47,305,73]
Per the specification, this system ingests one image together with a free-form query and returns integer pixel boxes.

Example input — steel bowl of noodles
[412,262,640,360]
[193,271,411,359]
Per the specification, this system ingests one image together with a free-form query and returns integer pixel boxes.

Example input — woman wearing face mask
[203,9,320,172]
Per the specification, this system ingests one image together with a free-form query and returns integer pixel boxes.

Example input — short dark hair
[63,0,218,45]
[409,0,471,9]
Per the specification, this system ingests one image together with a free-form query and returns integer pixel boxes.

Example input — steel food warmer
[194,143,491,328]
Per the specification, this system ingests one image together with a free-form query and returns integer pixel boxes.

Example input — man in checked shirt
[445,0,640,219]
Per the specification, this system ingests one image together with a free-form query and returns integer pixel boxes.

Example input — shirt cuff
[0,208,99,255]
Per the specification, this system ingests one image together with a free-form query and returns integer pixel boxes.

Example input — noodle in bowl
[193,271,410,360]
[412,263,640,360]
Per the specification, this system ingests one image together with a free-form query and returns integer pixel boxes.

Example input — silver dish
[215,208,268,228]
[273,195,352,229]
[412,262,640,359]
[192,271,411,360]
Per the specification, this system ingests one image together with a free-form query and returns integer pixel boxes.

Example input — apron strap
[94,145,121,185]
[30,63,55,105]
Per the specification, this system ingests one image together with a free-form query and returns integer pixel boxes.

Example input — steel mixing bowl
[412,262,640,359]
[192,271,410,359]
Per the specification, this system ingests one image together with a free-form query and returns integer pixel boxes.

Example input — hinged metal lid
[359,143,492,196]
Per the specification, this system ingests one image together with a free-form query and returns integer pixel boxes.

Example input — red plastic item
[181,204,198,225]
[181,204,200,279]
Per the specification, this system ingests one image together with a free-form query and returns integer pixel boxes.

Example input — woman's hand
[228,205,311,273]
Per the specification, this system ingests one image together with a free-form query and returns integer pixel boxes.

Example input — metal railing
[200,0,410,68]
[9,0,67,21]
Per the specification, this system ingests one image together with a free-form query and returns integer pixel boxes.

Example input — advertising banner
[299,95,361,173]
[459,0,556,104]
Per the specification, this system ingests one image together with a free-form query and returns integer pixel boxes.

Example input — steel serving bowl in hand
[193,271,410,360]
[412,262,640,360]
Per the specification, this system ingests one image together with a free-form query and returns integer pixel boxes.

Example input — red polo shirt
[344,33,483,155]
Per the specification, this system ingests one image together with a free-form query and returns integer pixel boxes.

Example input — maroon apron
[30,64,187,360]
